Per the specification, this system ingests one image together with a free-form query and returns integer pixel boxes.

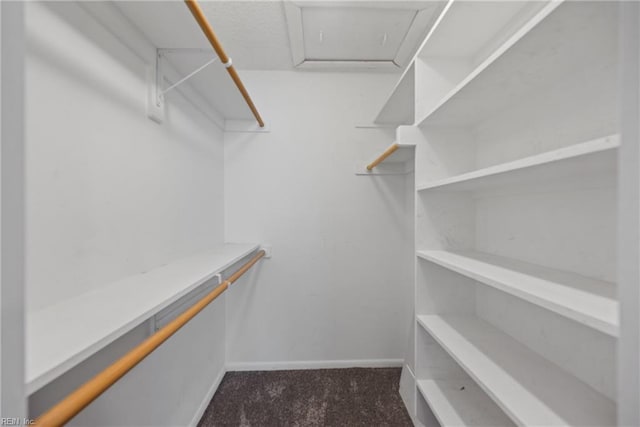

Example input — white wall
[224,70,415,368]
[618,1,640,424]
[25,1,226,313]
[0,0,27,418]
[25,3,419,422]
[26,3,226,424]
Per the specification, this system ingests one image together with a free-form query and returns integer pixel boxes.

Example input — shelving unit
[379,0,621,424]
[26,243,259,394]
[417,379,514,426]
[417,250,618,336]
[417,315,615,426]
[417,135,619,192]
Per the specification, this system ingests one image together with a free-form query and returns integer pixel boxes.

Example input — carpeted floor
[197,368,413,426]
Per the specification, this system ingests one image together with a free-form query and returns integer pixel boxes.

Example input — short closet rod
[184,0,265,127]
[367,143,399,171]
[34,250,266,427]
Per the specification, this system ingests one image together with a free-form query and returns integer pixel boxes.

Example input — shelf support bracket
[146,48,218,124]
[160,56,219,96]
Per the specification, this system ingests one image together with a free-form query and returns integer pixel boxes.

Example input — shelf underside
[114,1,257,122]
[374,64,415,125]
[418,1,545,61]
[27,243,259,394]
[418,1,617,127]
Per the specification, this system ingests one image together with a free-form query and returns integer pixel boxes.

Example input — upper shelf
[373,63,415,125]
[417,315,616,426]
[417,250,618,336]
[372,1,547,126]
[416,1,617,127]
[26,243,260,394]
[417,135,619,192]
[108,1,261,126]
[417,1,547,63]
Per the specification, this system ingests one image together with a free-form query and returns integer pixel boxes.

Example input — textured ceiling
[116,1,438,71]
[199,1,295,69]
[117,1,295,70]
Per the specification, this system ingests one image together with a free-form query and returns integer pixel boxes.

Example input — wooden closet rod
[367,143,399,171]
[184,0,265,128]
[34,250,266,427]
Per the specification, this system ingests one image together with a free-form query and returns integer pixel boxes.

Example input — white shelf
[417,1,617,127]
[356,143,415,175]
[373,63,415,125]
[107,2,258,123]
[417,315,615,426]
[417,379,513,427]
[418,0,544,61]
[417,250,618,336]
[417,135,619,192]
[26,243,260,394]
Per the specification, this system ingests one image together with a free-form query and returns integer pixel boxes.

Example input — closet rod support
[160,56,219,96]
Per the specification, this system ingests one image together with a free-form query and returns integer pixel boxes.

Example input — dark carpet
[197,368,413,427]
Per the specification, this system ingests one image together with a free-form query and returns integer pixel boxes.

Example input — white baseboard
[226,358,403,372]
[189,367,227,427]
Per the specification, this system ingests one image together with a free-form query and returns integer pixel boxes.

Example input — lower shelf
[27,243,260,394]
[417,379,513,427]
[417,315,615,426]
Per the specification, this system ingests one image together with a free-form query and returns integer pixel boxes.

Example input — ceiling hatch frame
[284,1,441,70]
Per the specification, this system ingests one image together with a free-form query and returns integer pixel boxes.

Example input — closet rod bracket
[157,49,219,98]
[260,245,272,258]
[147,48,219,124]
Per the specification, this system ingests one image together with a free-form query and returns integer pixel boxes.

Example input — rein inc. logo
[0,419,34,426]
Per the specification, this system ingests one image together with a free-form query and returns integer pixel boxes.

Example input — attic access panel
[303,8,414,61]
[284,1,442,69]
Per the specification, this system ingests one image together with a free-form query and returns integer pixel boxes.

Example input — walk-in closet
[1,0,639,425]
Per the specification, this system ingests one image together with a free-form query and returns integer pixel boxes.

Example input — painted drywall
[224,70,415,368]
[25,3,226,425]
[25,2,420,422]
[25,1,226,313]
[0,1,27,418]
[618,2,640,423]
